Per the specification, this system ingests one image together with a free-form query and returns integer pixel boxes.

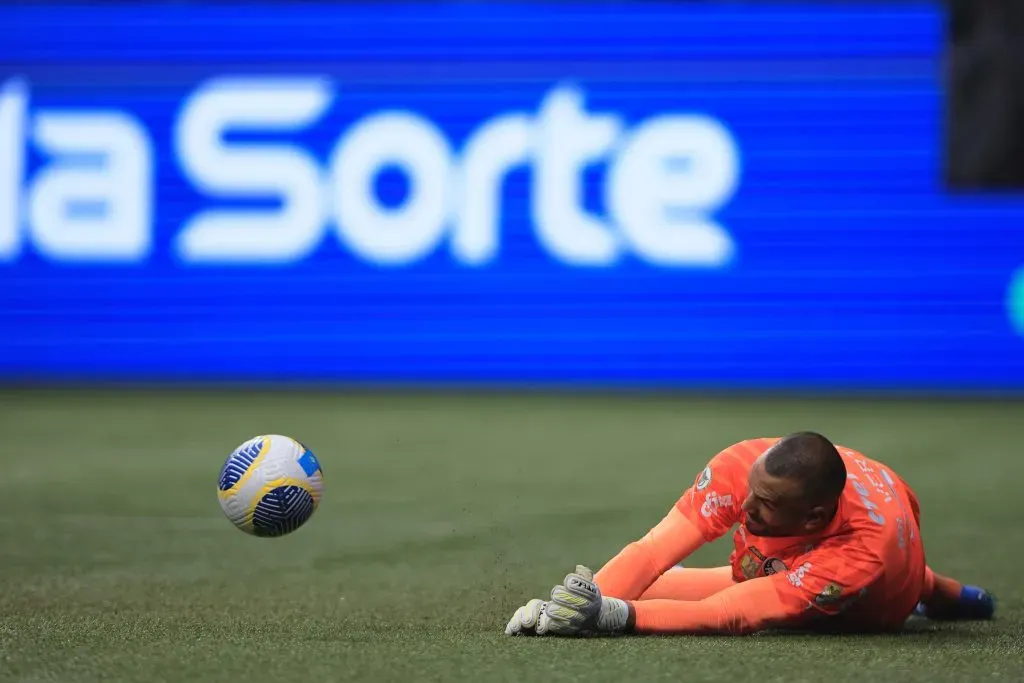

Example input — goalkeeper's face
[742,458,836,538]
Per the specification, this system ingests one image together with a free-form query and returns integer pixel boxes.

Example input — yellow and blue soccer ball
[217,435,323,537]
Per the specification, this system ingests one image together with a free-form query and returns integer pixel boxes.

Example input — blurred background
[1,0,1023,390]
[1,1,1022,681]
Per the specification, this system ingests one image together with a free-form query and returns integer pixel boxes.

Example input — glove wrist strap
[596,597,630,633]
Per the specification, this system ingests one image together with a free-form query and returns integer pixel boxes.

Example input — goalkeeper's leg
[637,566,735,601]
[914,566,995,620]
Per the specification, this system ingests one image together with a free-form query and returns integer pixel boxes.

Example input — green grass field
[0,388,1021,682]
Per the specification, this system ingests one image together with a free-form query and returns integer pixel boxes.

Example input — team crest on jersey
[696,466,712,490]
[739,546,787,579]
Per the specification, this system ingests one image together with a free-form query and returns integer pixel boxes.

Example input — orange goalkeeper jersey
[676,437,928,630]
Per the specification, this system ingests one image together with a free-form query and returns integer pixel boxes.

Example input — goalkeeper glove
[505,565,631,636]
[505,598,551,636]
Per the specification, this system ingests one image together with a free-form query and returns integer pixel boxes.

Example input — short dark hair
[764,431,847,503]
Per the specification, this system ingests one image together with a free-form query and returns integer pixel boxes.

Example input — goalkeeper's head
[741,431,848,538]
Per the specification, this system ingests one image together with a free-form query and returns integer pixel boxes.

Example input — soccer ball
[217,434,324,537]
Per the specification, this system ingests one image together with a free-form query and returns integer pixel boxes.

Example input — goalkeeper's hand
[504,598,552,636]
[505,565,632,637]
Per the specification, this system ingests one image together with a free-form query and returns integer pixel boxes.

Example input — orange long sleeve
[594,507,707,600]
[638,566,735,601]
[632,576,792,635]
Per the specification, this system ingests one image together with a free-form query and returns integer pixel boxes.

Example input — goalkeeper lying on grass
[506,432,995,637]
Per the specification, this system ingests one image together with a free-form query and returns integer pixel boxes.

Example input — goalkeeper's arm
[594,507,707,600]
[625,576,792,635]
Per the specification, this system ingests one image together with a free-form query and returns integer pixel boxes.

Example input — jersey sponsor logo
[854,457,892,503]
[848,473,886,526]
[787,562,812,587]
[763,558,787,576]
[700,491,732,518]
[740,552,761,579]
[696,466,712,491]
